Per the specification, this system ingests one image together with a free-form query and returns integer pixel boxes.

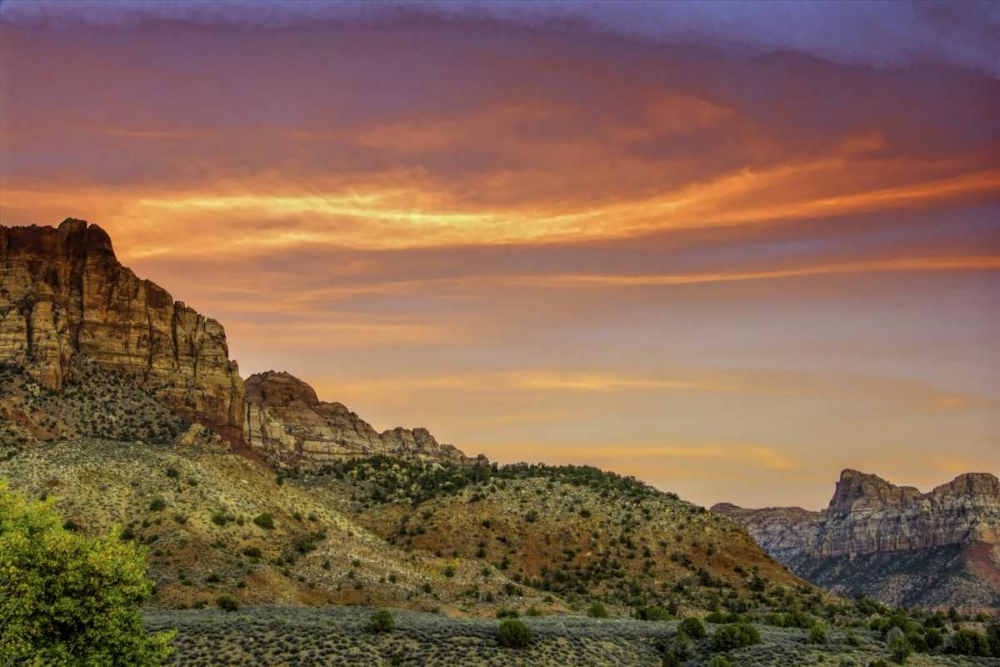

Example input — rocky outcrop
[713,469,1000,612]
[245,371,482,468]
[0,219,244,440]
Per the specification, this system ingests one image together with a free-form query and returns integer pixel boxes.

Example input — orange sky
[1,8,998,508]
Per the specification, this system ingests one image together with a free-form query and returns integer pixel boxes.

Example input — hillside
[714,469,1000,613]
[0,219,819,619]
[0,439,818,619]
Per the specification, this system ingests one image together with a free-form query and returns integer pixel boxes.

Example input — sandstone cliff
[0,219,244,440]
[713,469,1000,611]
[245,371,481,467]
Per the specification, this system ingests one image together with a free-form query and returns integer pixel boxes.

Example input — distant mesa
[713,468,1000,613]
[0,219,479,466]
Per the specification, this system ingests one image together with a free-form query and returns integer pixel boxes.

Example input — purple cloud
[2,0,998,77]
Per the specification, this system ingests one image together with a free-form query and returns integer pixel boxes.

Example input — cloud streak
[3,0,998,76]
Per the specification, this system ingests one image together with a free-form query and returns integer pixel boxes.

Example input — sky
[1,0,998,509]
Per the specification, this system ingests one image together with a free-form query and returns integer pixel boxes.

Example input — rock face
[713,469,1000,612]
[0,219,244,440]
[245,371,481,468]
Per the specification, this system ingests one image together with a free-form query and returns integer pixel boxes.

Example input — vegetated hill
[713,469,1000,614]
[0,439,824,619]
[284,456,818,617]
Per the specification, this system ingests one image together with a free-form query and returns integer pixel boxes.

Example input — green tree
[587,601,609,618]
[498,618,532,648]
[808,623,828,644]
[367,609,395,633]
[887,627,911,664]
[678,616,707,639]
[0,483,174,666]
[712,622,761,651]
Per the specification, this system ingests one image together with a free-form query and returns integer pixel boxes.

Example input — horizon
[2,1,998,510]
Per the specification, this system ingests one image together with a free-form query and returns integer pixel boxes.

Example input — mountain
[245,371,482,468]
[1,219,244,440]
[0,218,817,616]
[713,469,1000,613]
[1,219,474,467]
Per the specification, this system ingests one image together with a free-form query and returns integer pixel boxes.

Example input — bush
[241,546,262,558]
[496,608,519,619]
[679,616,707,639]
[0,484,174,665]
[948,628,991,656]
[923,627,942,650]
[662,653,682,667]
[635,605,671,621]
[808,623,828,645]
[988,623,1000,656]
[498,618,532,648]
[253,513,275,530]
[165,467,179,479]
[887,627,911,664]
[148,496,167,512]
[367,609,395,633]
[846,630,861,647]
[588,601,609,618]
[216,595,239,612]
[712,622,761,651]
[707,657,731,667]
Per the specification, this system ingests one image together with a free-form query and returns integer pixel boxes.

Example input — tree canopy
[0,482,174,666]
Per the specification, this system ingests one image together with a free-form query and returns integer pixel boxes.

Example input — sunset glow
[2,2,997,508]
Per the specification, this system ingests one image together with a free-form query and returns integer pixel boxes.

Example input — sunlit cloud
[2,13,997,509]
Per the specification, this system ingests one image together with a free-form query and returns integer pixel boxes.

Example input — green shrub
[808,623,828,644]
[241,546,262,558]
[0,484,174,665]
[498,618,532,648]
[923,627,942,650]
[496,607,519,619]
[588,601,609,618]
[887,627,911,664]
[216,595,239,612]
[988,623,1000,656]
[948,628,991,656]
[707,657,731,667]
[148,496,167,512]
[846,630,861,647]
[712,622,761,651]
[679,616,707,639]
[165,467,179,479]
[635,605,671,621]
[253,513,275,530]
[662,653,682,667]
[367,609,395,633]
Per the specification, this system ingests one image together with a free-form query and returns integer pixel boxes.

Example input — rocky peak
[1,219,245,441]
[714,468,1000,611]
[245,371,319,406]
[244,371,483,468]
[827,469,923,516]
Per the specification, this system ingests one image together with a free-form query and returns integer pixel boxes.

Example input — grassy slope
[0,441,814,619]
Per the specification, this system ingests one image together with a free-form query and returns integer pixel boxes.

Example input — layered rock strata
[245,371,481,467]
[0,219,244,439]
[714,469,1000,611]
